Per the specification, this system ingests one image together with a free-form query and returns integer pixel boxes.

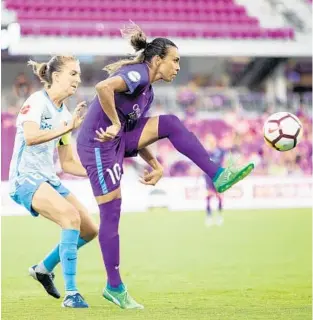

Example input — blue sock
[59,229,79,292]
[107,283,125,293]
[213,167,224,182]
[43,236,88,272]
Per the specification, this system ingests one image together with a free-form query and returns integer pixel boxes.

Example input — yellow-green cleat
[103,286,144,310]
[213,161,254,193]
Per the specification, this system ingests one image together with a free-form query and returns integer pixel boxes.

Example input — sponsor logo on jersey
[127,104,141,121]
[20,105,31,115]
[40,121,52,130]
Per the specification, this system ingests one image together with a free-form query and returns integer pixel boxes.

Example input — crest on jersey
[127,71,141,82]
[20,105,31,114]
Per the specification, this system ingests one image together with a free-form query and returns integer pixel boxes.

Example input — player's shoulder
[23,90,46,106]
[119,63,148,74]
[116,63,149,83]
[16,91,46,119]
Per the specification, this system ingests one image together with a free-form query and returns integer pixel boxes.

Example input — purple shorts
[77,118,149,196]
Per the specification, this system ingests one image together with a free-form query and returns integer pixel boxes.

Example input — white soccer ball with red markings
[263,112,303,151]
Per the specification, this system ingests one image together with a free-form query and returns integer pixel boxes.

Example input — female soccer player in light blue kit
[8,56,98,308]
[77,23,254,309]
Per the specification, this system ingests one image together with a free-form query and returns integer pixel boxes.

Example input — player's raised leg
[31,182,88,308]
[137,115,254,193]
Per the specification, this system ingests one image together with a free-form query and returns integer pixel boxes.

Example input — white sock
[66,291,78,296]
[35,262,49,274]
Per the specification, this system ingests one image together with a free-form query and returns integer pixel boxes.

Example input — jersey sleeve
[114,64,149,94]
[17,93,45,126]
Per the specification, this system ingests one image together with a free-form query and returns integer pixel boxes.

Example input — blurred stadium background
[1,0,312,319]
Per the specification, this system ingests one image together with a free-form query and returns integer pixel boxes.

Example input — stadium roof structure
[8,35,312,57]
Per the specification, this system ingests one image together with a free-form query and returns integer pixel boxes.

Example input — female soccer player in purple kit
[77,23,254,309]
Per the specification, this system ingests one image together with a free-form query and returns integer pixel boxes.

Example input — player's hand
[139,168,163,186]
[69,101,87,130]
[94,124,121,142]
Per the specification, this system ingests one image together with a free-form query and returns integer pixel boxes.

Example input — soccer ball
[263,112,303,151]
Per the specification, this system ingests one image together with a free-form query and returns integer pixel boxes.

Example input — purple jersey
[77,63,154,197]
[77,63,154,147]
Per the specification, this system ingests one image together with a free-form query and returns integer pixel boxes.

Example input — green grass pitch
[1,208,311,320]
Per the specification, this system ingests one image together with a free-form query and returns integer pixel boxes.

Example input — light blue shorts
[10,174,70,217]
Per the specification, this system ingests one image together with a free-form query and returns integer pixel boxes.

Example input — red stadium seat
[5,0,295,39]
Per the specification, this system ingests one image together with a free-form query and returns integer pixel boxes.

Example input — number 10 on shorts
[106,163,122,185]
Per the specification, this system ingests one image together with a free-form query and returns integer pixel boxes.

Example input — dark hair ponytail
[129,29,148,51]
[103,22,177,75]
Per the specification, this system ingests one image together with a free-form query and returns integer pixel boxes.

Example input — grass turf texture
[2,208,311,320]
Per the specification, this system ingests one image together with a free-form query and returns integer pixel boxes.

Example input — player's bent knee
[59,207,81,230]
[159,114,182,137]
[81,216,99,240]
[161,114,180,125]
[80,227,98,242]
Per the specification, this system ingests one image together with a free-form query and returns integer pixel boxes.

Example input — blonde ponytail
[27,56,77,88]
[28,60,49,85]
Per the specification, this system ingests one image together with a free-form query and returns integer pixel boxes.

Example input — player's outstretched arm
[23,102,85,146]
[23,121,73,146]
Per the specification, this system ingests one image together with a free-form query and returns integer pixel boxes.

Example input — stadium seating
[4,0,295,39]
[2,108,311,180]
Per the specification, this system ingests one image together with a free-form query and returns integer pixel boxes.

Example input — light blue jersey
[9,90,72,196]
